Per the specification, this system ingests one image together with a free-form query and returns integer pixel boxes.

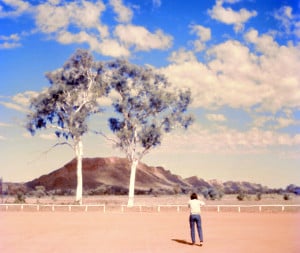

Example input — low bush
[14,191,26,203]
[237,191,246,201]
[202,187,223,200]
[283,193,291,200]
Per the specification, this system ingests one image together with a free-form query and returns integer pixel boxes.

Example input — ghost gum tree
[106,60,194,206]
[26,49,108,204]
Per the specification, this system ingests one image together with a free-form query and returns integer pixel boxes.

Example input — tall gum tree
[26,49,108,204]
[106,60,194,206]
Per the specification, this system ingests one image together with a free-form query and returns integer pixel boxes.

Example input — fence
[1,204,300,212]
[121,204,300,213]
[0,204,106,212]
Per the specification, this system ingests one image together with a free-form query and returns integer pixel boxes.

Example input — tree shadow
[171,239,194,245]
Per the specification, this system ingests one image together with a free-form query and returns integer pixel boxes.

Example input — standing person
[188,192,205,246]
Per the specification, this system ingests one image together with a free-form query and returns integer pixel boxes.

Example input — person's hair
[190,192,198,200]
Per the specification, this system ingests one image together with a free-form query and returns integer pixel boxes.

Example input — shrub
[237,191,246,201]
[202,187,223,200]
[14,191,26,203]
[283,193,291,200]
[32,185,46,198]
[255,192,262,201]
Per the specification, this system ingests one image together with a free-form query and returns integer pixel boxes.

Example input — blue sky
[0,0,299,188]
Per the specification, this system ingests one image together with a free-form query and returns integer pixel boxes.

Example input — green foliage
[255,192,262,201]
[283,193,291,200]
[202,188,223,200]
[106,59,194,161]
[33,185,46,198]
[26,49,108,141]
[14,191,26,203]
[237,191,246,201]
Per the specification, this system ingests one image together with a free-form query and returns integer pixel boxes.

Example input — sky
[0,0,299,188]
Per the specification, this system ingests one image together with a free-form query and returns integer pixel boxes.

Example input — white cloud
[39,133,57,141]
[0,91,37,113]
[97,38,130,57]
[190,24,211,52]
[0,33,20,41]
[206,114,227,122]
[208,0,257,32]
[167,48,197,64]
[35,2,69,33]
[152,0,161,8]
[163,28,300,114]
[0,41,21,49]
[274,5,300,38]
[35,0,108,37]
[0,0,30,18]
[0,101,28,112]
[0,122,12,127]
[156,124,300,156]
[0,33,21,49]
[2,0,172,57]
[57,31,130,57]
[244,29,279,56]
[275,117,299,129]
[22,132,32,138]
[109,0,133,23]
[190,25,211,42]
[114,24,173,51]
[252,114,299,130]
[0,135,6,140]
[12,91,37,106]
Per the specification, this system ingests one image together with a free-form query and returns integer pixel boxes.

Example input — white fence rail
[1,204,300,212]
[0,204,106,212]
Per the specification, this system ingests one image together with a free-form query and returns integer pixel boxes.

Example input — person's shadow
[171,239,194,245]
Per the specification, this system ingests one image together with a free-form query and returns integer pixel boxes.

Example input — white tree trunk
[127,159,138,207]
[75,137,83,205]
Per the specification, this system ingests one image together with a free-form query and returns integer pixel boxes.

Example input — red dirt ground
[0,211,299,253]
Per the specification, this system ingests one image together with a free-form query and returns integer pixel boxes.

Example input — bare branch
[91,130,118,145]
[27,141,74,166]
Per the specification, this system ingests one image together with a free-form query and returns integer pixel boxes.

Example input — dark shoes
[191,241,203,246]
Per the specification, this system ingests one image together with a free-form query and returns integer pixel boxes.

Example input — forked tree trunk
[75,137,83,205]
[127,159,139,207]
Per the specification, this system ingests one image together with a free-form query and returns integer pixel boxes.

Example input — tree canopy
[27,49,108,139]
[106,59,194,162]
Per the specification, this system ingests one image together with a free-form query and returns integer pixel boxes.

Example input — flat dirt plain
[1,195,299,253]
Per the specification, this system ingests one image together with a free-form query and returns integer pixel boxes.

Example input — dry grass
[2,193,300,206]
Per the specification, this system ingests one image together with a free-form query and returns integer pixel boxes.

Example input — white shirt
[188,199,205,214]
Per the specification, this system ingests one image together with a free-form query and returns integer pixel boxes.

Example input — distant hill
[2,157,286,196]
[25,157,191,195]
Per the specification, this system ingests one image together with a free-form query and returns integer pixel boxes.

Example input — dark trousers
[189,214,203,243]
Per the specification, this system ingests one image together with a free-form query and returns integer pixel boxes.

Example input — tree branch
[91,130,118,145]
[27,141,74,166]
